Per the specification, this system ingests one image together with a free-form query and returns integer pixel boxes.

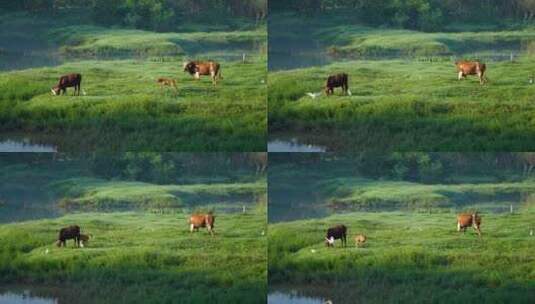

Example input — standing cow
[457,212,482,237]
[325,73,349,95]
[183,61,222,85]
[189,213,215,236]
[56,225,81,247]
[52,73,82,96]
[455,61,486,85]
[325,224,347,247]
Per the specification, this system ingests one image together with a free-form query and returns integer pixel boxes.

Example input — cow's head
[325,236,335,247]
[51,86,60,96]
[55,240,62,247]
[183,61,197,75]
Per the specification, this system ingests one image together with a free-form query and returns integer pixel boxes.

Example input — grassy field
[269,13,535,151]
[51,177,266,210]
[320,177,535,209]
[269,56,535,151]
[0,210,267,303]
[0,14,267,151]
[269,211,535,303]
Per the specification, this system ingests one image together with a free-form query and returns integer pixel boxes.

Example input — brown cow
[52,73,82,96]
[455,60,486,85]
[325,73,349,95]
[354,234,367,247]
[79,234,92,248]
[157,77,177,90]
[183,61,222,85]
[457,212,482,237]
[56,225,81,247]
[189,213,215,236]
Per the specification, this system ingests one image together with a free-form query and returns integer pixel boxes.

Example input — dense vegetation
[0,153,267,211]
[269,211,534,303]
[271,0,535,31]
[269,153,535,210]
[0,211,267,304]
[1,0,267,31]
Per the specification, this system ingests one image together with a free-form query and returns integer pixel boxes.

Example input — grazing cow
[79,234,92,248]
[157,77,177,90]
[56,225,81,248]
[325,73,349,95]
[457,212,482,237]
[189,213,215,236]
[325,224,347,247]
[52,73,82,96]
[183,61,222,85]
[354,234,367,247]
[455,61,486,85]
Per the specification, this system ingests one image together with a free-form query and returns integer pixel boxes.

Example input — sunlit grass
[0,210,267,303]
[269,211,535,303]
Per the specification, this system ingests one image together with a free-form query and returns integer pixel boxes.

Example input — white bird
[347,89,352,96]
[306,92,321,99]
[260,79,265,84]
[261,230,265,236]
[530,229,533,236]
[45,249,49,255]
[529,78,534,85]
[82,89,87,96]
[310,249,316,253]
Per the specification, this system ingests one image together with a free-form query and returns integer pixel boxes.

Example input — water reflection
[0,139,57,152]
[268,139,326,153]
[0,291,57,304]
[268,291,326,304]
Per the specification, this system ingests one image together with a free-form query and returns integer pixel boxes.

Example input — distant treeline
[270,0,535,31]
[1,0,267,30]
[0,153,266,184]
[271,153,535,183]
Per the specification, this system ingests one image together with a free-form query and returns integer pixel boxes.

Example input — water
[0,291,57,304]
[268,291,326,304]
[0,139,57,152]
[0,50,62,72]
[268,139,326,153]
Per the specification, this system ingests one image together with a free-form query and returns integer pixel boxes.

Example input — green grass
[269,56,535,151]
[0,57,267,151]
[51,177,266,210]
[316,25,535,57]
[269,211,535,303]
[0,210,267,303]
[321,178,535,208]
[49,25,266,57]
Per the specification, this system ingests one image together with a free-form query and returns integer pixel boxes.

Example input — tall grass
[0,57,267,151]
[269,57,535,151]
[269,211,535,303]
[0,211,267,304]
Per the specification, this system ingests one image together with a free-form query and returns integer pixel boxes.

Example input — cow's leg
[458,71,463,81]
[457,222,461,232]
[207,225,214,236]
[190,224,195,233]
[477,72,483,85]
[211,71,216,85]
[194,71,200,80]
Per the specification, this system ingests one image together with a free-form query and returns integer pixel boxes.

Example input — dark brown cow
[325,73,349,95]
[457,213,482,237]
[52,73,82,96]
[455,61,486,85]
[56,225,81,247]
[183,61,222,85]
[189,213,215,236]
[325,224,347,247]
